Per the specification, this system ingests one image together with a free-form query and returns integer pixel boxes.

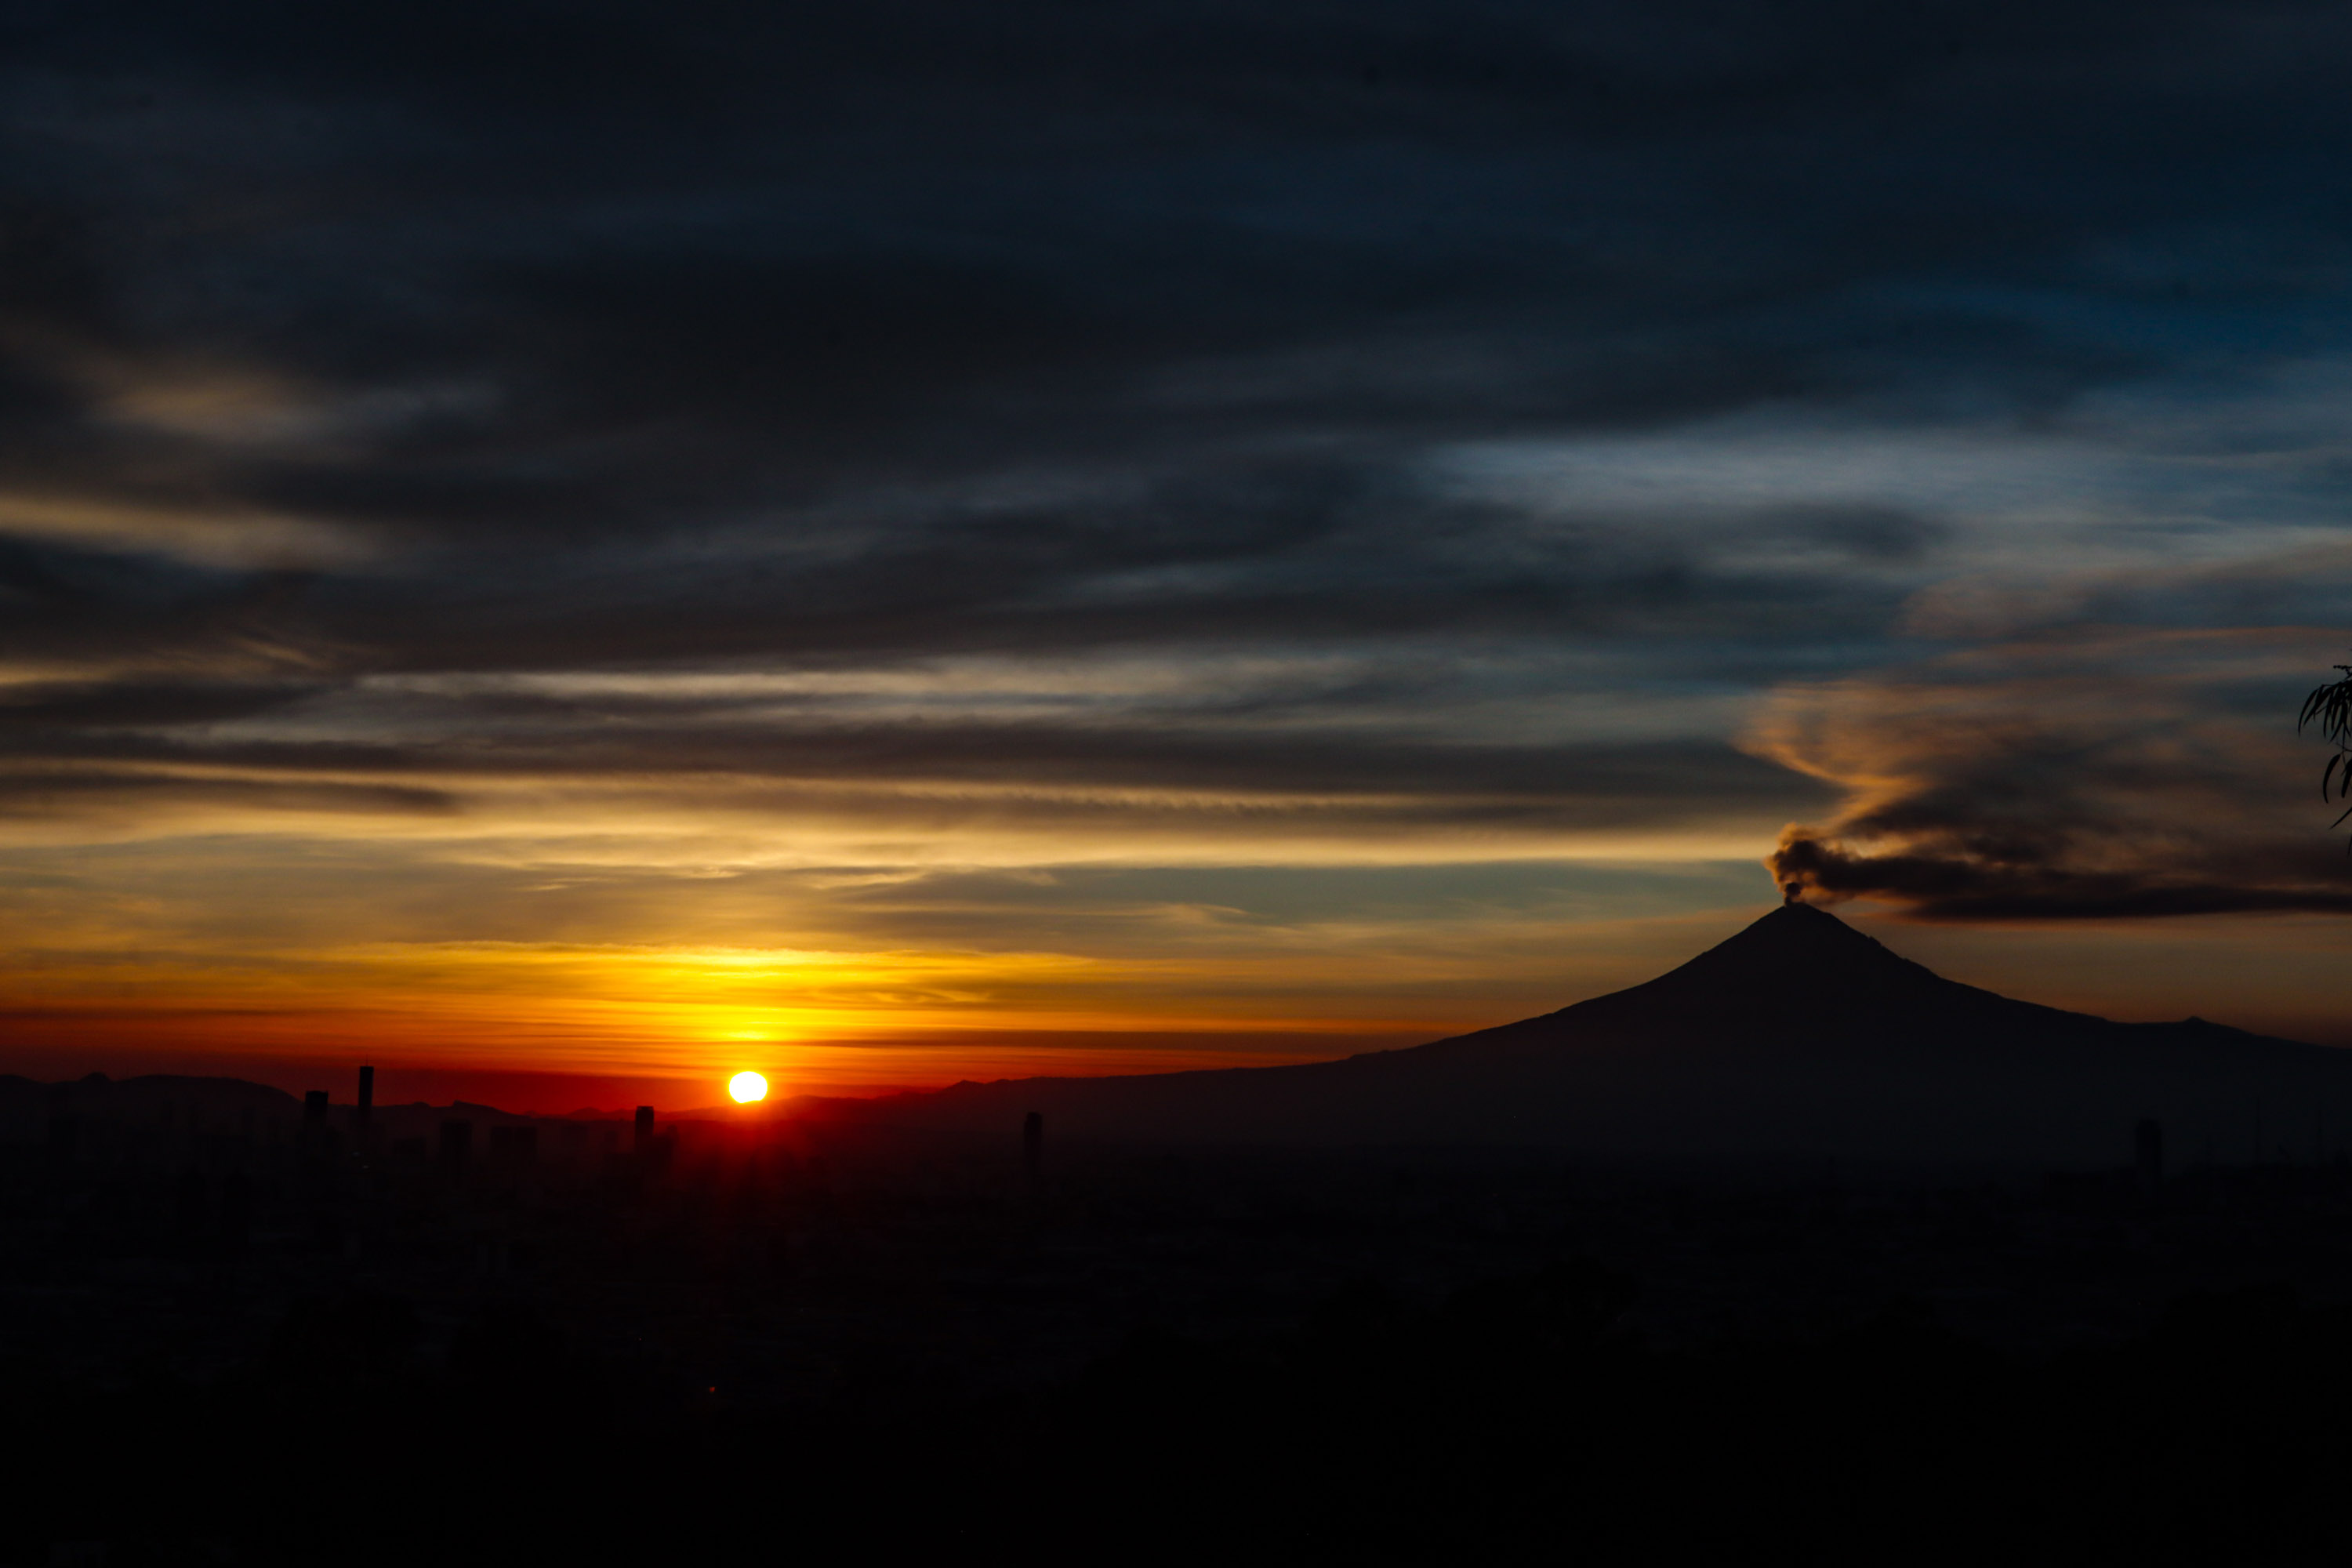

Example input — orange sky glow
[9,633,2352,1111]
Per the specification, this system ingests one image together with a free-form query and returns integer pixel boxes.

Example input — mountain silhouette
[858,904,2352,1163]
[0,1072,298,1143]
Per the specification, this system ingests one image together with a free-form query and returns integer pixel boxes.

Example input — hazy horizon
[16,898,2352,1115]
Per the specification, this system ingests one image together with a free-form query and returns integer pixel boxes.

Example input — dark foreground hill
[851,903,2352,1163]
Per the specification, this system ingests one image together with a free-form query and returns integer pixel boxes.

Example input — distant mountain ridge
[0,1074,609,1145]
[852,904,2352,1163]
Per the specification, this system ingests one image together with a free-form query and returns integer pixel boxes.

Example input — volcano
[860,903,2352,1163]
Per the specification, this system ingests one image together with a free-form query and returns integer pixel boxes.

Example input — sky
[5,0,2352,1110]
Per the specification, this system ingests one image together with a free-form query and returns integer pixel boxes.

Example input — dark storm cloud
[0,722,1812,807]
[288,463,1935,679]
[0,771,456,820]
[19,0,2350,492]
[0,543,322,673]
[7,1,2352,841]
[0,677,319,728]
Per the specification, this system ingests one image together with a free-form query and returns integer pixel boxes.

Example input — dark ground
[8,1084,2352,1564]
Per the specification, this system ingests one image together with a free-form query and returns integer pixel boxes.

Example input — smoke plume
[1755,631,2352,920]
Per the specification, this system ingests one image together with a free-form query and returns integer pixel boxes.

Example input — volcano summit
[863,905,2352,1164]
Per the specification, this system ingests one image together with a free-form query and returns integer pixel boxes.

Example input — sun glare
[728,1070,769,1103]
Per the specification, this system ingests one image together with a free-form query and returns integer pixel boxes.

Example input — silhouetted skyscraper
[219,1167,251,1253]
[634,1105,655,1154]
[357,1065,374,1123]
[45,1110,75,1169]
[490,1124,539,1164]
[43,1083,76,1169]
[2136,1118,2164,1193]
[175,1167,208,1236]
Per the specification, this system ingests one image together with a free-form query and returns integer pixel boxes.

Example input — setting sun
[728,1070,769,1103]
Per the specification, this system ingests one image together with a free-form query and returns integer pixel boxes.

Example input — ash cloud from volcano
[1761,631,2352,920]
